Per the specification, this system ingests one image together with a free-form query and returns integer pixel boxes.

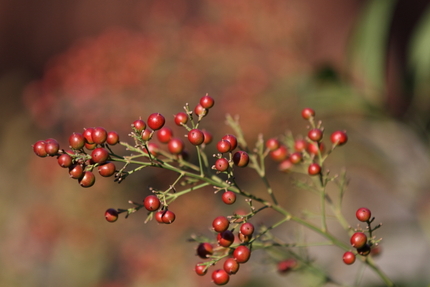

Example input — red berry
[289,152,302,164]
[33,140,48,157]
[174,112,188,126]
[307,142,325,155]
[277,259,297,274]
[157,127,173,143]
[356,207,372,222]
[217,230,235,247]
[217,140,231,153]
[308,163,321,175]
[147,113,165,130]
[294,139,307,152]
[58,153,73,168]
[240,222,254,236]
[266,138,280,151]
[308,128,323,142]
[92,127,108,145]
[200,94,215,109]
[222,134,237,150]
[222,191,236,205]
[143,195,161,211]
[194,104,208,117]
[79,171,95,188]
[270,145,288,162]
[301,108,315,120]
[161,210,176,224]
[143,143,159,157]
[195,263,207,276]
[141,129,152,141]
[106,131,120,145]
[83,128,95,144]
[91,147,109,164]
[133,119,146,132]
[233,245,251,263]
[357,244,371,256]
[331,130,348,146]
[343,251,356,265]
[278,159,294,172]
[350,232,368,249]
[69,164,84,179]
[212,269,229,285]
[188,129,205,145]
[168,138,185,154]
[98,162,116,177]
[85,142,97,150]
[197,242,213,259]
[212,216,230,233]
[238,232,252,243]
[223,258,239,275]
[202,130,213,145]
[215,158,229,172]
[105,208,119,222]
[69,133,85,150]
[44,138,60,156]
[233,151,249,167]
[154,210,165,224]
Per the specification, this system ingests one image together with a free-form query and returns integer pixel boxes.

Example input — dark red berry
[215,158,229,172]
[143,195,161,211]
[195,263,207,276]
[188,129,205,145]
[133,119,146,132]
[92,127,108,145]
[168,138,185,154]
[331,130,348,146]
[69,164,84,179]
[194,104,208,117]
[217,140,231,153]
[277,259,297,274]
[58,153,72,168]
[157,127,173,143]
[222,191,236,205]
[147,113,165,130]
[301,108,315,120]
[106,131,120,145]
[197,242,213,259]
[240,222,254,236]
[350,232,368,249]
[308,128,323,142]
[342,251,356,265]
[212,269,229,285]
[105,208,119,222]
[233,151,249,167]
[200,94,215,109]
[79,171,96,188]
[212,216,230,233]
[266,138,280,151]
[98,162,116,177]
[270,145,288,162]
[161,210,176,224]
[222,134,237,151]
[174,112,188,126]
[202,130,213,145]
[223,258,239,275]
[357,244,371,256]
[91,147,109,164]
[83,128,95,144]
[69,133,85,150]
[356,207,372,222]
[44,138,60,156]
[217,230,235,247]
[308,163,321,175]
[233,245,251,263]
[33,140,48,157]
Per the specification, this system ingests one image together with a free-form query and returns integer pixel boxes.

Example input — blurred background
[2,0,430,286]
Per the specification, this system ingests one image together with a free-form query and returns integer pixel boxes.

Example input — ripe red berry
[33,140,48,157]
[143,195,161,211]
[233,151,249,167]
[85,142,97,150]
[211,269,229,285]
[92,127,108,145]
[308,163,321,175]
[308,128,323,142]
[294,139,307,152]
[238,232,252,243]
[350,232,368,249]
[83,128,95,144]
[141,129,152,141]
[217,230,235,247]
[233,245,251,263]
[133,119,146,132]
[343,251,356,265]
[161,210,176,224]
[69,164,84,179]
[58,153,73,168]
[188,129,205,145]
[266,138,280,151]
[217,140,231,153]
[154,210,165,224]
[195,263,207,276]
[277,259,297,274]
[91,147,109,164]
[212,216,230,233]
[356,207,372,222]
[69,133,85,150]
[301,108,315,120]
[278,159,293,172]
[197,242,213,259]
[157,127,173,143]
[44,138,60,156]
[200,94,215,109]
[307,142,325,155]
[331,130,348,146]
[240,222,255,236]
[223,258,240,275]
[105,208,119,222]
[168,138,185,154]
[79,171,96,188]
[270,145,288,162]
[194,104,208,117]
[98,162,116,177]
[147,113,165,130]
[357,244,371,256]
[289,152,302,164]
[202,130,213,144]
[222,134,237,151]
[222,191,236,205]
[215,158,229,172]
[106,131,120,145]
[174,112,188,126]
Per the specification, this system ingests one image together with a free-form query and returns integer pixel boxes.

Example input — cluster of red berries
[214,134,250,172]
[343,207,381,265]
[32,127,120,188]
[194,216,255,285]
[267,108,348,175]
